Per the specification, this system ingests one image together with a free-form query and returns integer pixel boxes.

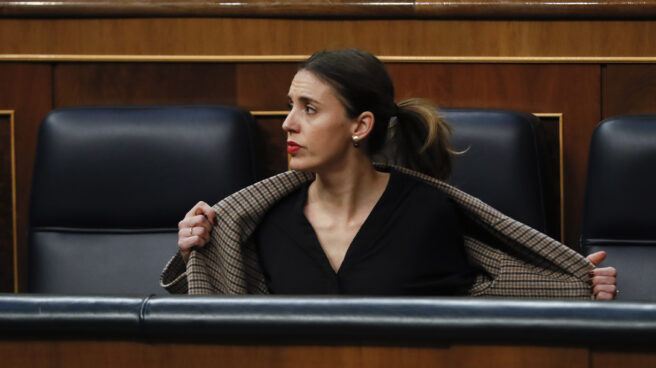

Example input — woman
[162,49,616,299]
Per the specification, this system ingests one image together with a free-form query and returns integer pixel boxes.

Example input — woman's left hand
[586,251,617,300]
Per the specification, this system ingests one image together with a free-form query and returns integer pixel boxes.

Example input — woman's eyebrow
[288,95,320,105]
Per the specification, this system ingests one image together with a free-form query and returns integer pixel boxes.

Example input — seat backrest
[581,114,656,301]
[443,108,549,234]
[28,105,259,295]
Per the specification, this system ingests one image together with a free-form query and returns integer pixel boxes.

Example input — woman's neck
[308,154,390,223]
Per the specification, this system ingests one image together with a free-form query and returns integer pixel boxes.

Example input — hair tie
[388,104,401,128]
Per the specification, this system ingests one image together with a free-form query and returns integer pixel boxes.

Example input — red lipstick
[287,141,301,154]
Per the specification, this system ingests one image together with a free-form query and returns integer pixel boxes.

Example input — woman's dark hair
[300,49,455,181]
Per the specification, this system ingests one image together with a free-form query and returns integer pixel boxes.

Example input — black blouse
[255,169,477,295]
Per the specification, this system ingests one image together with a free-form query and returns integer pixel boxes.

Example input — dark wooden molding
[2,0,656,19]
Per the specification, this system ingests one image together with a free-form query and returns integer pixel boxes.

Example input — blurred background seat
[445,108,549,235]
[28,105,259,295]
[581,114,656,302]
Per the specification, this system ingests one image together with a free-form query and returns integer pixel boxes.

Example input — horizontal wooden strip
[3,18,656,57]
[2,0,656,19]
[254,111,562,116]
[2,54,656,64]
[250,111,290,116]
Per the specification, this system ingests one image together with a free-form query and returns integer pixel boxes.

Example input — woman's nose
[282,110,297,132]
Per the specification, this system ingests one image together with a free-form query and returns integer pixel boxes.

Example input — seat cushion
[445,108,548,233]
[28,105,260,294]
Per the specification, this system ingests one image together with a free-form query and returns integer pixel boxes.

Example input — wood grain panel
[447,345,587,368]
[236,63,298,110]
[236,64,294,177]
[54,63,237,107]
[255,116,288,178]
[0,341,592,368]
[592,351,656,368]
[1,19,656,58]
[0,63,52,292]
[52,62,288,180]
[0,113,13,292]
[3,0,656,19]
[603,65,656,118]
[386,63,600,248]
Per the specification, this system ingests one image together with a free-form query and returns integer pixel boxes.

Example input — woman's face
[283,70,356,172]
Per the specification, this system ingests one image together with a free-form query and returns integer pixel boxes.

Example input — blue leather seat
[581,114,656,302]
[444,108,548,234]
[28,105,259,295]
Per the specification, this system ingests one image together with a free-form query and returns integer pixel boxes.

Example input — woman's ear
[352,111,375,140]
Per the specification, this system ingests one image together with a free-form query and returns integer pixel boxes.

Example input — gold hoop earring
[352,135,360,148]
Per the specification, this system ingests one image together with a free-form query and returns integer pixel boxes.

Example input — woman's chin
[288,158,312,172]
[287,156,305,171]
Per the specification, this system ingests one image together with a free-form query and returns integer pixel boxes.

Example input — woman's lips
[287,141,301,154]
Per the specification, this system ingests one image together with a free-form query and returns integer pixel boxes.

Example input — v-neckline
[295,170,403,275]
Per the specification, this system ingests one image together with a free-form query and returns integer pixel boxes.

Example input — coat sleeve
[464,225,595,299]
[432,177,596,299]
[160,252,189,294]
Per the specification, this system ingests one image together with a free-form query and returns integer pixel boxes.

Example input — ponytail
[384,98,455,181]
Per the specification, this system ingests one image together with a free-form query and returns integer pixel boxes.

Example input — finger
[191,221,213,240]
[591,267,617,277]
[595,291,615,300]
[178,235,206,251]
[200,212,215,226]
[181,227,210,247]
[189,224,212,240]
[586,251,606,266]
[195,216,214,232]
[591,275,616,286]
[179,215,212,231]
[178,227,190,238]
[187,214,211,227]
[178,226,201,239]
[186,202,201,218]
[593,284,617,296]
[186,201,209,217]
[193,202,216,225]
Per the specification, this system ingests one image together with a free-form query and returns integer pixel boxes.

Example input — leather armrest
[3,294,656,345]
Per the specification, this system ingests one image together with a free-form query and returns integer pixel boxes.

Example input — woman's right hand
[178,201,216,264]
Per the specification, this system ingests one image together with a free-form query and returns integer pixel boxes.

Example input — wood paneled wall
[2,340,656,368]
[0,341,600,368]
[2,19,656,58]
[1,13,655,292]
[0,64,52,292]
[603,65,656,118]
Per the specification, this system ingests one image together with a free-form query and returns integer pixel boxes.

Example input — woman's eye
[305,105,316,114]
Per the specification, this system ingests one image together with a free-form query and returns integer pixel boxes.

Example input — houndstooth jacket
[161,165,594,298]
